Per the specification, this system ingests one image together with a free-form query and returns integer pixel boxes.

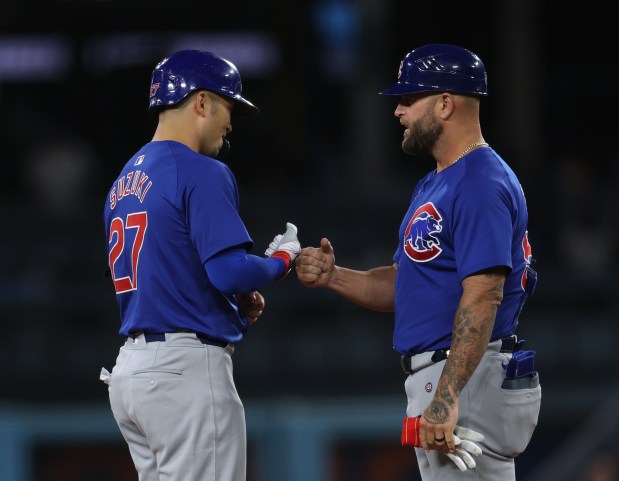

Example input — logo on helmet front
[150,83,160,98]
[397,60,403,80]
[403,202,443,262]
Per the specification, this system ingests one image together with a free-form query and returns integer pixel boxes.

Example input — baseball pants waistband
[400,335,518,376]
[130,331,229,349]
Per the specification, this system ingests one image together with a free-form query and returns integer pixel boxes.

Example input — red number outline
[108,211,148,294]
[520,230,532,290]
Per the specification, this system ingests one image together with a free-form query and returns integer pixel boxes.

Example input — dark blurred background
[2,1,619,480]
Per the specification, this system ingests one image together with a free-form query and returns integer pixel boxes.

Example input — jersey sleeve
[183,160,253,264]
[452,174,514,281]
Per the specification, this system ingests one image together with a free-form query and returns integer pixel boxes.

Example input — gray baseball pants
[106,332,245,481]
[405,339,542,480]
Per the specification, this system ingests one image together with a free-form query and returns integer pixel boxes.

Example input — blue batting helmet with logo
[379,44,488,97]
[148,49,259,116]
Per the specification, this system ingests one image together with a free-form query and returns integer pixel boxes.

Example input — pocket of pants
[495,378,541,457]
[501,371,540,390]
[132,369,183,377]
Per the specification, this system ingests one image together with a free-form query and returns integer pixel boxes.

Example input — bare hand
[294,238,335,288]
[236,291,265,325]
[401,416,484,471]
[419,392,459,454]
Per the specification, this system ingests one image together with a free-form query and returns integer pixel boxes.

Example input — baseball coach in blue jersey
[295,44,541,480]
[100,49,300,481]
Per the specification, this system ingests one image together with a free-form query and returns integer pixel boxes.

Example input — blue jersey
[392,147,534,355]
[103,140,253,342]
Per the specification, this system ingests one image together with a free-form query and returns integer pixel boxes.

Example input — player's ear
[437,92,455,120]
[193,90,208,117]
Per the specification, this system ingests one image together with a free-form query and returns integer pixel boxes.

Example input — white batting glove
[264,222,300,278]
[264,234,282,257]
[444,426,484,471]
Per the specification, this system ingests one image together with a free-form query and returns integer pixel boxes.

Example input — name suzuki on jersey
[109,170,153,209]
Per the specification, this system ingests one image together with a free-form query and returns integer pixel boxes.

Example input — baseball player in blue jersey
[295,44,541,480]
[100,49,300,481]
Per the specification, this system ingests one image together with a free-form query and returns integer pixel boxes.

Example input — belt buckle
[431,349,449,363]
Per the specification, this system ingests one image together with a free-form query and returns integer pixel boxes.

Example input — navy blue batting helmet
[379,44,488,97]
[148,49,259,116]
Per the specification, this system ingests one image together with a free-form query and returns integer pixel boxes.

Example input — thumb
[320,238,333,255]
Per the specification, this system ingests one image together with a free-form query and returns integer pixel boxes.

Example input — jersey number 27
[108,211,148,294]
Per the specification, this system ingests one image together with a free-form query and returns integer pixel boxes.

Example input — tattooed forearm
[440,306,489,395]
[438,382,455,406]
[425,269,506,427]
[441,291,497,398]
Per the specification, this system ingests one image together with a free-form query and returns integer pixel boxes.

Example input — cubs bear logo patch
[404,202,443,262]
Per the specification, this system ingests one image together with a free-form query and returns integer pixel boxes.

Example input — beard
[402,107,442,156]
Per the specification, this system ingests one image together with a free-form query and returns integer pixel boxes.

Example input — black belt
[400,335,519,375]
[132,332,229,349]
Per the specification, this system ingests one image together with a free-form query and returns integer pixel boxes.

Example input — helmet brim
[379,83,488,97]
[379,83,440,96]
[233,96,260,117]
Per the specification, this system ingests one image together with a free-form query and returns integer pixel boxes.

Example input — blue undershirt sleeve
[205,247,286,294]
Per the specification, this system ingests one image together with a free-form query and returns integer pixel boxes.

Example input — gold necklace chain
[453,140,489,164]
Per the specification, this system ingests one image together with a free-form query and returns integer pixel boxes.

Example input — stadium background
[2,0,618,480]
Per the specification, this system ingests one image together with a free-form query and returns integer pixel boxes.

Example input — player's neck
[152,123,198,152]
